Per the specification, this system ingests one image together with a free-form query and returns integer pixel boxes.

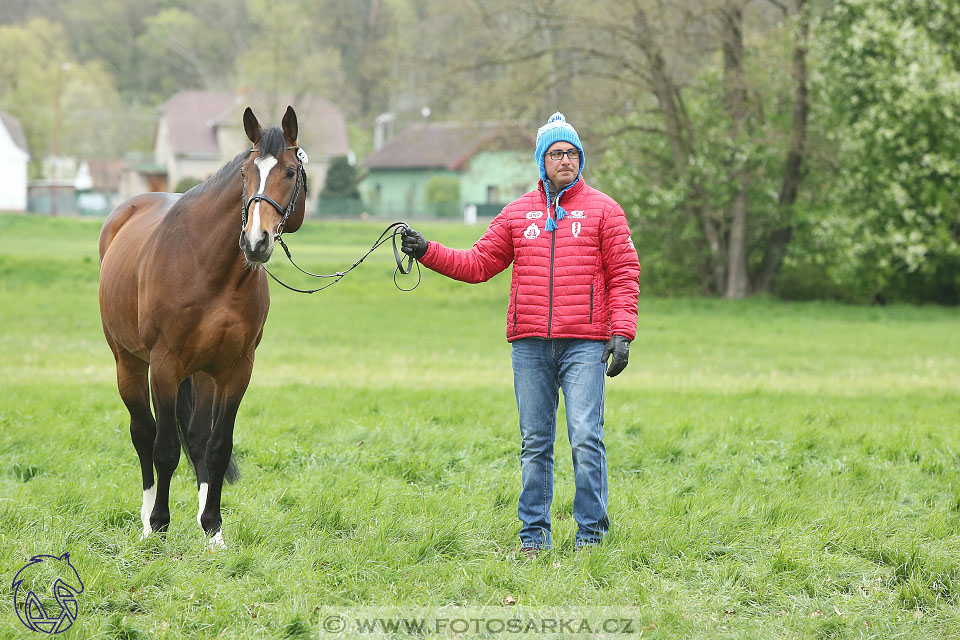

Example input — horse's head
[239,106,307,264]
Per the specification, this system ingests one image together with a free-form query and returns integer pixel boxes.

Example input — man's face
[544,141,580,190]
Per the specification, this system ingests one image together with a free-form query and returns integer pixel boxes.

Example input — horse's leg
[185,373,217,525]
[147,359,183,535]
[177,371,217,489]
[198,356,253,548]
[113,349,157,539]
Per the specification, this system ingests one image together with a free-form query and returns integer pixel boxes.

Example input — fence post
[463,204,477,225]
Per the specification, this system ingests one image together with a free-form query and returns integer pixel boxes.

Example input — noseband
[240,146,308,239]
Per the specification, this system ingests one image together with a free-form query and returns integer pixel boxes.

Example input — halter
[240,145,307,239]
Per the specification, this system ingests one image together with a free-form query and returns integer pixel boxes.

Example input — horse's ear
[243,107,261,144]
[282,106,298,144]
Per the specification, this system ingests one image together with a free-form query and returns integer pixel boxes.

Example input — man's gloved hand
[400,227,429,260]
[601,335,630,377]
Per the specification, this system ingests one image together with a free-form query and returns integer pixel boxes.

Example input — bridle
[237,145,420,294]
[240,145,308,239]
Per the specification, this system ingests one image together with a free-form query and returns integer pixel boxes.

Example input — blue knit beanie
[535,112,585,232]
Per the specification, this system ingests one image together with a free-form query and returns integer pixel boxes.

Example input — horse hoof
[207,531,227,550]
[139,527,152,541]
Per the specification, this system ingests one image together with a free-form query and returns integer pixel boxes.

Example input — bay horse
[98,106,306,548]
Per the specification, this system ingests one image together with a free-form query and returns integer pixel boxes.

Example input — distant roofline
[363,121,534,171]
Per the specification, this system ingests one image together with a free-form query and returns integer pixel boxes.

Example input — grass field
[1,212,959,639]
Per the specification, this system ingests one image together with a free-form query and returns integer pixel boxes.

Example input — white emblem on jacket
[523,223,541,239]
[572,221,582,238]
[568,210,586,218]
[525,211,543,219]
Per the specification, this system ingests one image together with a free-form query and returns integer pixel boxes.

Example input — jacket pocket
[512,284,519,335]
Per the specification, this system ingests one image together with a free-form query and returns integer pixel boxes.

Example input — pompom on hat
[535,112,585,232]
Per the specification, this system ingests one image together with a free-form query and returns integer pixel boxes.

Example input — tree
[810,0,960,303]
[305,0,395,120]
[582,0,811,297]
[320,157,360,200]
[60,0,159,99]
[233,0,343,108]
[136,3,245,95]
[0,18,128,175]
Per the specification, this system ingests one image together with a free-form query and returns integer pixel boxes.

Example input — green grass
[1,212,959,638]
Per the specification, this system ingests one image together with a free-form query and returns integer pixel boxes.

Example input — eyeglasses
[546,149,580,161]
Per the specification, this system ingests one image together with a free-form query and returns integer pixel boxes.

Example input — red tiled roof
[160,91,231,155]
[159,90,349,158]
[363,122,534,171]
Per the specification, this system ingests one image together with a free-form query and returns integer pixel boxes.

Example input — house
[0,110,29,211]
[75,158,124,215]
[360,122,536,219]
[123,90,350,213]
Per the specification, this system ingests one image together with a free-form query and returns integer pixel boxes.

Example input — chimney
[373,112,395,151]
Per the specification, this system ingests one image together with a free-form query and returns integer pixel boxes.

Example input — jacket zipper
[590,284,594,324]
[547,220,556,337]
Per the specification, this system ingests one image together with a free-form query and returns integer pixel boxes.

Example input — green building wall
[360,169,458,218]
[459,150,535,210]
[360,150,536,219]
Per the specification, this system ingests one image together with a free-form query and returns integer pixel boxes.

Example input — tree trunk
[721,0,750,298]
[636,7,726,293]
[754,0,809,293]
[726,189,750,298]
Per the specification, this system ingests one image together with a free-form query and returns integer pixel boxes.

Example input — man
[400,112,640,553]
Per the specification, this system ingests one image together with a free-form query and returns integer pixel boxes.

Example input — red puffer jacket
[420,179,641,342]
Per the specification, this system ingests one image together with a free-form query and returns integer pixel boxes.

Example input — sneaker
[519,547,540,559]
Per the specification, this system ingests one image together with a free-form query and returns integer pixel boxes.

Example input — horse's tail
[175,377,239,484]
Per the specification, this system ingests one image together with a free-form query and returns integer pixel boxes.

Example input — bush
[174,176,203,193]
[321,156,360,200]
[424,175,459,218]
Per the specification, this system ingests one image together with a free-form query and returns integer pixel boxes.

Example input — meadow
[1,212,959,639]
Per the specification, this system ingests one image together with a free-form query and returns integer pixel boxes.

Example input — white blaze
[140,484,156,540]
[247,155,277,248]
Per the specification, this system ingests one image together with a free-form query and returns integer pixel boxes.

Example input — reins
[263,222,421,294]
[240,144,420,293]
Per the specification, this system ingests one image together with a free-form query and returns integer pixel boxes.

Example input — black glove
[400,227,429,260]
[601,335,630,377]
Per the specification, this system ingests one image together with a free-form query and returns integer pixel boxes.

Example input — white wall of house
[172,155,221,188]
[120,167,151,199]
[0,121,29,211]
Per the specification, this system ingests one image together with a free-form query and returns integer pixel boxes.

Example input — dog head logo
[12,553,84,634]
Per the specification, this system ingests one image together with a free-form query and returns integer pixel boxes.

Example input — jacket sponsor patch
[523,223,541,239]
[525,210,543,219]
[568,210,587,218]
[572,221,582,238]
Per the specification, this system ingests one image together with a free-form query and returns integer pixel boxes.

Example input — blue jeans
[512,338,608,549]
